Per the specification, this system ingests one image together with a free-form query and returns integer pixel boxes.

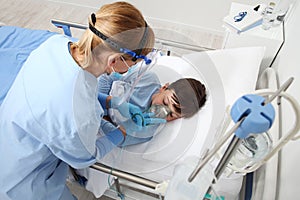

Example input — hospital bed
[87,48,262,200]
[51,20,300,200]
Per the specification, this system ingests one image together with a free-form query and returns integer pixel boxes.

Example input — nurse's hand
[110,97,166,127]
[144,116,167,126]
[132,112,167,126]
[120,116,166,138]
[110,97,142,119]
[119,119,142,137]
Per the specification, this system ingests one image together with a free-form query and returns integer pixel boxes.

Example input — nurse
[0,2,163,200]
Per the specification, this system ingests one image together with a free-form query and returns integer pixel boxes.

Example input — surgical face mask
[147,104,171,119]
[110,56,138,79]
[110,71,123,79]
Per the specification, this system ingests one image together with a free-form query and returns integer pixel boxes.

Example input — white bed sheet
[83,46,265,198]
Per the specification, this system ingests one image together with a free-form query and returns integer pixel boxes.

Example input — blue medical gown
[98,67,162,146]
[0,30,124,199]
[0,26,57,106]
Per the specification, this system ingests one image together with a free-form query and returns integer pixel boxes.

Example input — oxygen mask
[147,104,171,119]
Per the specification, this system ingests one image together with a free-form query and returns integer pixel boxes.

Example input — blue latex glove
[120,119,143,137]
[110,97,166,127]
[144,117,167,126]
[110,97,142,118]
[132,112,167,126]
[120,117,166,138]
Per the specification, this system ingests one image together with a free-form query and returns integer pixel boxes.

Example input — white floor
[0,0,93,38]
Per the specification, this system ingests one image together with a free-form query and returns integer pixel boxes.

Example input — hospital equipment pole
[263,77,293,105]
[188,118,245,182]
[213,136,241,179]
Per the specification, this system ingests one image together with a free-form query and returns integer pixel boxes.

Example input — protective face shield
[107,50,163,139]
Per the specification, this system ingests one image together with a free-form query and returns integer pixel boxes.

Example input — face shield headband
[89,13,152,65]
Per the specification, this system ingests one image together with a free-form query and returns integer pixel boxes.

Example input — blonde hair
[76,1,155,68]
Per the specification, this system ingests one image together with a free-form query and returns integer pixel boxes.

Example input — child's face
[151,85,181,121]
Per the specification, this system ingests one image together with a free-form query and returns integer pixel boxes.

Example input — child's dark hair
[168,78,206,118]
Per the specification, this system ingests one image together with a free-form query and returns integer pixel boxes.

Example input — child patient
[98,61,207,146]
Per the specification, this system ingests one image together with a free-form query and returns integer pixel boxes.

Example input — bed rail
[51,19,87,37]
[90,162,159,190]
[51,19,211,53]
